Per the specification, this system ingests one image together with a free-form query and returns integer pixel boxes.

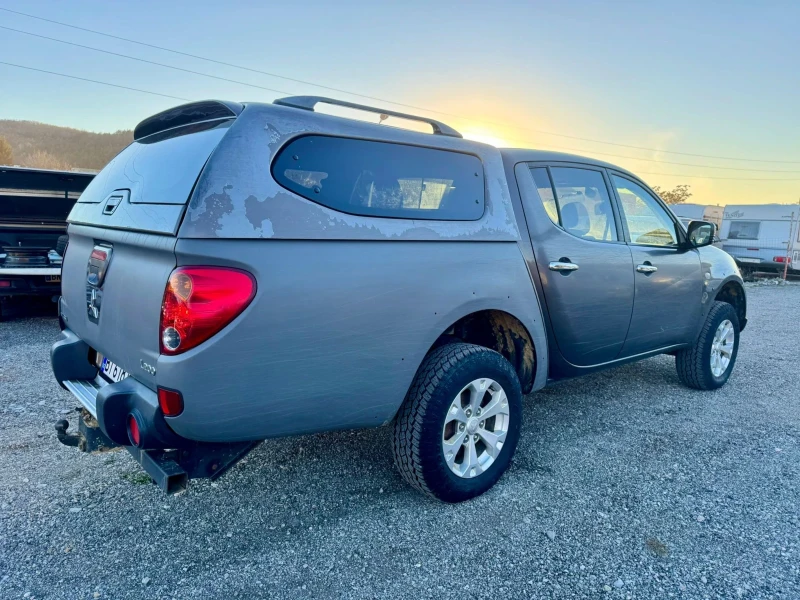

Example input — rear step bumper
[62,378,104,418]
[52,329,180,448]
[0,267,63,297]
[51,328,258,493]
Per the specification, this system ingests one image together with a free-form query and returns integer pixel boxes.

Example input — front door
[515,163,634,366]
[609,174,703,356]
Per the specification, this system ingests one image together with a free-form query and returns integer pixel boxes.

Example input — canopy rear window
[78,120,231,205]
[272,135,485,220]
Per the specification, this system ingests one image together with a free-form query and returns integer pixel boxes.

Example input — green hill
[0,120,132,171]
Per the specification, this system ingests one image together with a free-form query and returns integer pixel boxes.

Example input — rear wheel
[675,301,740,390]
[392,343,522,502]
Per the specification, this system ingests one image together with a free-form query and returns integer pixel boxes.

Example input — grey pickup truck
[51,97,746,502]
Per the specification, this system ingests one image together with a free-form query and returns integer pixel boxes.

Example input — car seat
[560,201,590,237]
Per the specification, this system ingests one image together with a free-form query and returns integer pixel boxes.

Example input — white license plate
[739,258,761,264]
[98,354,129,383]
[45,275,61,283]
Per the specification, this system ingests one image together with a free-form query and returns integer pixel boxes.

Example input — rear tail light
[160,267,256,355]
[127,414,141,446]
[774,256,791,263]
[158,387,184,417]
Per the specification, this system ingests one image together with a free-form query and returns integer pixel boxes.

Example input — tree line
[0,120,132,171]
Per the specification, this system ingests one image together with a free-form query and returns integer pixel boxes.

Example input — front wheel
[675,301,740,390]
[392,343,523,503]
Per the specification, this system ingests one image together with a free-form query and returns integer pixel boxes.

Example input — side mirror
[686,220,716,248]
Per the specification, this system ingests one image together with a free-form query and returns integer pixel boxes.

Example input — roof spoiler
[133,100,244,141]
[273,96,462,138]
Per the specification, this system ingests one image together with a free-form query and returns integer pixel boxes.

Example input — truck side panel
[160,239,544,442]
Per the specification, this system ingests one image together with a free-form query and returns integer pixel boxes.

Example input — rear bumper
[51,328,257,493]
[51,328,183,449]
[734,259,795,272]
[723,248,797,272]
[0,267,61,297]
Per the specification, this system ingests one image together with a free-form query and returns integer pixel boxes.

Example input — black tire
[56,235,69,257]
[392,343,522,503]
[675,301,740,390]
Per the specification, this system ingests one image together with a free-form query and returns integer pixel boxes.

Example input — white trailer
[719,204,800,272]
[670,204,724,229]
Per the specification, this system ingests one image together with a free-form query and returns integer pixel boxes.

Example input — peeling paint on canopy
[180,102,520,242]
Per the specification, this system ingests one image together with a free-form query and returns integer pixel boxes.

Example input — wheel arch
[714,279,747,331]
[429,309,539,394]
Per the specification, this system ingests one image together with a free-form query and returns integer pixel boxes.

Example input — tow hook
[55,410,120,453]
[55,419,83,448]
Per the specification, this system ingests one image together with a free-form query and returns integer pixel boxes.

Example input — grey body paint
[162,238,542,442]
[57,101,547,442]
[55,100,743,443]
[697,244,745,327]
[501,149,746,378]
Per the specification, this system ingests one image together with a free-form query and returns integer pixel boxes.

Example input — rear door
[609,173,703,356]
[60,118,233,388]
[515,163,634,366]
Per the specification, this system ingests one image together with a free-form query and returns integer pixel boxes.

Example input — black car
[0,166,94,317]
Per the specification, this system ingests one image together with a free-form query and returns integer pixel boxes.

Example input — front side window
[728,221,761,240]
[537,167,618,241]
[272,136,485,220]
[612,175,678,246]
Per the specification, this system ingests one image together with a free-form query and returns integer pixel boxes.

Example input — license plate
[97,354,129,383]
[739,258,761,264]
[45,275,61,283]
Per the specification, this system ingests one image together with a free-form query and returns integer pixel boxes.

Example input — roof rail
[134,100,243,141]
[273,96,462,138]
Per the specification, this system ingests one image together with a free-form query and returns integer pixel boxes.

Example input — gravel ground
[1,284,798,600]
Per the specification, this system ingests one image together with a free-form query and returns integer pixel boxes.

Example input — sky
[1,0,799,206]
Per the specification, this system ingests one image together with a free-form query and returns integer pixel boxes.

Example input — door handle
[549,261,579,272]
[636,264,658,274]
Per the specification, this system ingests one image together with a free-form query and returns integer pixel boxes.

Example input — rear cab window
[272,136,485,220]
[529,166,618,242]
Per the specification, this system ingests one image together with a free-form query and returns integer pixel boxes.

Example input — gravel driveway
[1,284,798,599]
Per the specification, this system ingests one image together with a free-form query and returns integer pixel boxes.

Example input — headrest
[561,201,590,237]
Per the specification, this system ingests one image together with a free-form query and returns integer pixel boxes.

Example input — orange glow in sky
[461,130,511,148]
